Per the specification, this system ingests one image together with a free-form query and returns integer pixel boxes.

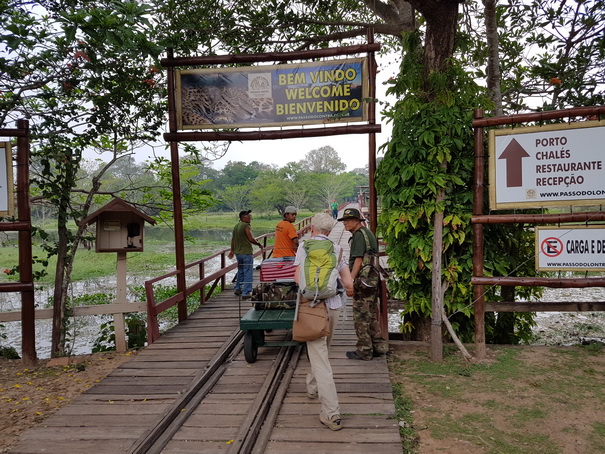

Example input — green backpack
[357,228,381,289]
[299,239,340,304]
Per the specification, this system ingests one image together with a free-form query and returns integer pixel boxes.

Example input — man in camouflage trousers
[339,208,388,361]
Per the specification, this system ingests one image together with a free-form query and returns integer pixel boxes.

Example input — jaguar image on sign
[489,121,605,210]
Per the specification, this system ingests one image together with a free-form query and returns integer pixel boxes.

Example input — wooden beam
[472,276,605,287]
[163,124,381,142]
[472,212,605,224]
[160,43,381,67]
[0,302,147,322]
[486,301,605,312]
[472,105,605,128]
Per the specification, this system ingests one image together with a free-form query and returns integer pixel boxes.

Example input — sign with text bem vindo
[535,225,605,271]
[489,121,605,210]
[176,58,368,130]
[0,142,14,216]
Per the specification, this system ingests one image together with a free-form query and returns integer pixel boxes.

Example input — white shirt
[293,234,347,310]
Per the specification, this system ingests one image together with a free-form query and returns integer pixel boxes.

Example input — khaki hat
[338,208,364,221]
[284,206,297,214]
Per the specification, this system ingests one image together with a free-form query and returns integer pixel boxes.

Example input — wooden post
[166,49,188,323]
[367,28,378,235]
[473,109,486,359]
[113,250,128,352]
[16,119,37,364]
[199,261,205,306]
[220,252,226,291]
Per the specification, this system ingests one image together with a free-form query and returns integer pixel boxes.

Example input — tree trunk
[403,313,432,342]
[430,188,446,361]
[409,0,459,75]
[483,0,504,116]
[49,154,112,357]
[406,0,461,362]
[51,217,68,356]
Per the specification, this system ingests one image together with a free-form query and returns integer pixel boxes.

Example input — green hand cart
[239,258,299,363]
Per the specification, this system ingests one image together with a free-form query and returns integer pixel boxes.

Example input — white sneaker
[319,413,342,431]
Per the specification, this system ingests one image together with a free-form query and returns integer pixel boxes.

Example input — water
[0,254,245,359]
[2,272,604,358]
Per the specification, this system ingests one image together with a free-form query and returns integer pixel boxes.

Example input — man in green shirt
[339,208,388,360]
[229,210,262,299]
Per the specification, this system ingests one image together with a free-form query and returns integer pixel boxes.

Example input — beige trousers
[305,306,341,419]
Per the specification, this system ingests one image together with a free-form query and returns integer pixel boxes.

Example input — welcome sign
[176,58,368,129]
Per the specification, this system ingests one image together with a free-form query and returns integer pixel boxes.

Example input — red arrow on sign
[498,138,530,187]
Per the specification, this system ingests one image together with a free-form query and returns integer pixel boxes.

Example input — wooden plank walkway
[9,207,402,453]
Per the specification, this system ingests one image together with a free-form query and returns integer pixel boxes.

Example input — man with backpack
[293,213,353,431]
[338,208,388,361]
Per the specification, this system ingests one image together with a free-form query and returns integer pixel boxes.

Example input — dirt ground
[1,345,604,454]
[389,344,605,454]
[0,351,135,453]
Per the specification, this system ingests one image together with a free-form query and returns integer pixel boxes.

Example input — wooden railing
[144,216,313,344]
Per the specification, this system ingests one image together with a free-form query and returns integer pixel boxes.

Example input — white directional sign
[0,142,14,216]
[489,121,605,209]
[536,226,605,271]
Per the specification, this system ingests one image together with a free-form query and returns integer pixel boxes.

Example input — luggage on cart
[252,256,297,309]
[240,257,299,363]
[259,256,296,281]
[251,281,298,310]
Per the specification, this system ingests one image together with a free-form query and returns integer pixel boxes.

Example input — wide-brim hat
[239,210,252,219]
[338,208,364,221]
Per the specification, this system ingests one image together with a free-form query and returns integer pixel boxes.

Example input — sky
[213,122,393,172]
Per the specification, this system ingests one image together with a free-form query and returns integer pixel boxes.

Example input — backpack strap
[358,228,388,278]
[359,228,375,254]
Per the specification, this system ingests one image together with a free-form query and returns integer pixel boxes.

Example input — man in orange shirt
[273,206,299,257]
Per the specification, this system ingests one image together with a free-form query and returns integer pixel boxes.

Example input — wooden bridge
[8,207,403,453]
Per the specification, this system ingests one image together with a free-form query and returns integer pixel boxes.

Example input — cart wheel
[244,330,258,363]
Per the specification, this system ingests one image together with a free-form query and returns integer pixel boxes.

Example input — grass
[388,345,605,454]
[1,210,317,285]
[1,240,225,284]
[183,210,315,231]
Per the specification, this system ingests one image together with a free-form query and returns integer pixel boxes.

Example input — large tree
[6,0,603,358]
[152,0,541,355]
[299,146,346,174]
[2,0,169,355]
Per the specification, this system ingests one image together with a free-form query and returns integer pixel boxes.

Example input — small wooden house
[80,198,156,253]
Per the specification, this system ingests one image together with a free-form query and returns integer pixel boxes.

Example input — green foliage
[91,318,116,352]
[390,383,420,453]
[0,345,20,359]
[143,155,217,225]
[92,313,147,352]
[131,284,210,324]
[460,0,605,112]
[377,36,538,343]
[299,145,346,174]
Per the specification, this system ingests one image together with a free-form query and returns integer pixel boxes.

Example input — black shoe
[346,351,372,361]
[234,289,242,296]
[373,351,386,357]
[242,294,252,300]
